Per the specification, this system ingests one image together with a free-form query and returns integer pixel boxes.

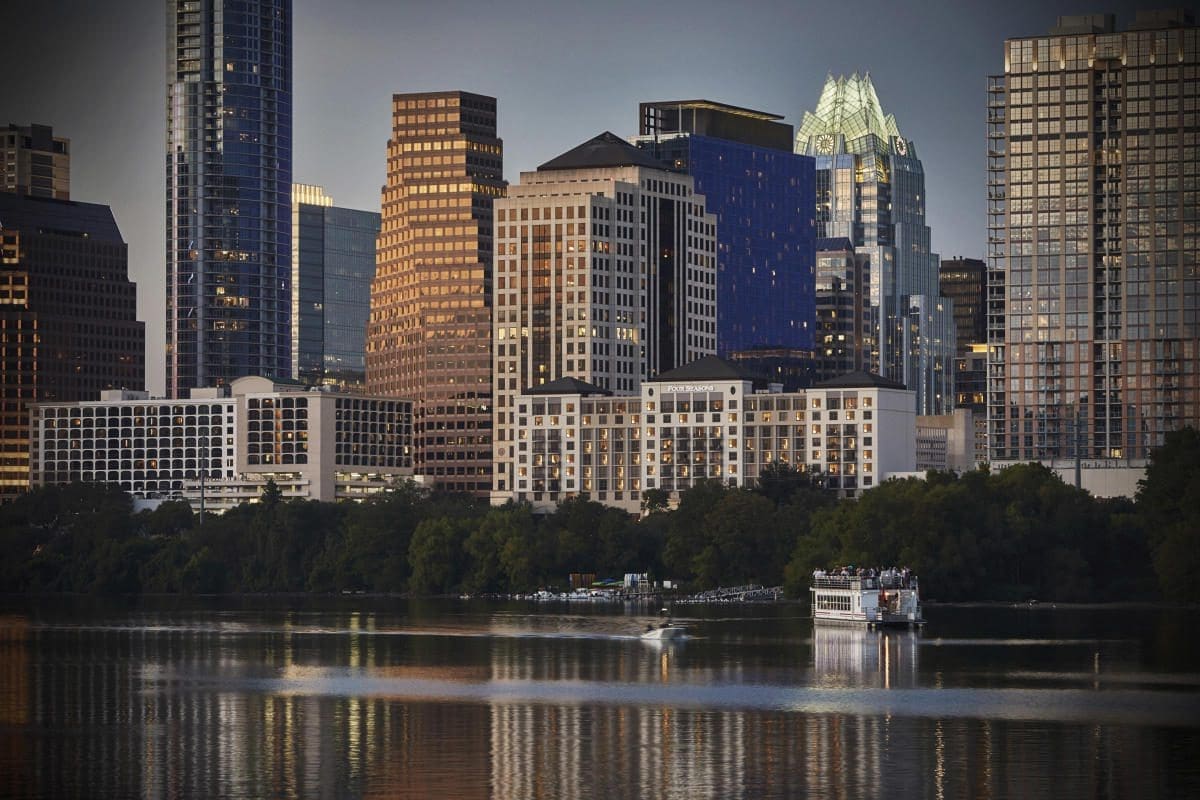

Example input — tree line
[1,427,1196,603]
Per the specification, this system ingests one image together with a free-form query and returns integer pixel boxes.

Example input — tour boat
[810,573,923,628]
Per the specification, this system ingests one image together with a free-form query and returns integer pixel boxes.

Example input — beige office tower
[490,132,717,497]
[1,124,69,200]
[987,10,1198,463]
[367,91,504,494]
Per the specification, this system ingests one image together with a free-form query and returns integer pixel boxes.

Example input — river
[0,598,1197,798]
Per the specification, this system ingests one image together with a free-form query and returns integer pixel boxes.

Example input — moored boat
[810,571,923,628]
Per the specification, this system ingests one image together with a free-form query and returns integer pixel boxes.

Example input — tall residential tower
[166,0,292,397]
[797,74,956,414]
[987,10,1198,462]
[366,91,504,494]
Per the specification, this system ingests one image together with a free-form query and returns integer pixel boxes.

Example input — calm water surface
[0,598,1197,799]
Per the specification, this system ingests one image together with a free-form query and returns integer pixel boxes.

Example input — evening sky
[0,0,1175,393]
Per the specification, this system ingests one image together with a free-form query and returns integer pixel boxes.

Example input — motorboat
[641,621,687,640]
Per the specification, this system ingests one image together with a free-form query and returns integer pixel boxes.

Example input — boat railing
[811,575,918,591]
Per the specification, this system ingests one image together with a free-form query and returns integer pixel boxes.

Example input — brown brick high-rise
[367,91,504,494]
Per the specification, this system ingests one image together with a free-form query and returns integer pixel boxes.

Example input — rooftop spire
[795,73,904,153]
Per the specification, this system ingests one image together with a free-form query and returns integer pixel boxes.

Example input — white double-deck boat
[810,573,923,628]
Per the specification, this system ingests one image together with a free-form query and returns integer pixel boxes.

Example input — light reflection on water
[0,601,1197,799]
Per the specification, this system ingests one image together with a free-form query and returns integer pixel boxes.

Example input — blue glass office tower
[635,101,816,355]
[295,201,380,389]
[166,0,292,397]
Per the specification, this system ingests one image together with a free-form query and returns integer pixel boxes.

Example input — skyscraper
[292,185,380,389]
[987,10,1198,462]
[366,91,504,494]
[490,132,717,496]
[634,100,816,355]
[815,237,872,379]
[165,0,292,398]
[291,182,333,380]
[939,257,987,410]
[796,74,956,415]
[1,123,70,199]
[0,193,145,498]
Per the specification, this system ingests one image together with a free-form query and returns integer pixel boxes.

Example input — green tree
[640,488,669,514]
[1138,427,1200,601]
[663,480,729,585]
[755,460,821,507]
[331,482,427,592]
[408,516,470,595]
[462,504,536,594]
[181,545,228,593]
[261,478,283,508]
[695,490,777,586]
[140,537,195,593]
[135,500,195,538]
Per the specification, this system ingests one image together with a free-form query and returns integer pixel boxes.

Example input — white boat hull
[813,611,923,628]
[641,625,686,640]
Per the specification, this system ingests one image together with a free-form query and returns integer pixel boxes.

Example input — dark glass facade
[0,194,146,497]
[939,257,986,351]
[815,237,872,380]
[295,203,380,388]
[637,132,816,355]
[727,347,819,391]
[166,0,292,397]
[940,257,986,410]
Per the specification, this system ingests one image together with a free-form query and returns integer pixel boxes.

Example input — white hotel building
[503,356,916,513]
[30,376,413,513]
[491,132,718,499]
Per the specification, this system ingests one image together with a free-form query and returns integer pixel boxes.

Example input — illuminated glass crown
[795,73,905,155]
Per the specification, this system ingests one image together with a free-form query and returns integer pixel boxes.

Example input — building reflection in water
[0,610,1193,799]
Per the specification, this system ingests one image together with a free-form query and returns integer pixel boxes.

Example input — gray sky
[0,0,1178,394]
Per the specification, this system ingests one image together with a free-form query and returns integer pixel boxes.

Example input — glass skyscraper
[797,74,956,415]
[987,11,1198,463]
[635,100,816,355]
[815,237,872,379]
[294,191,380,389]
[166,0,292,397]
[939,257,987,411]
